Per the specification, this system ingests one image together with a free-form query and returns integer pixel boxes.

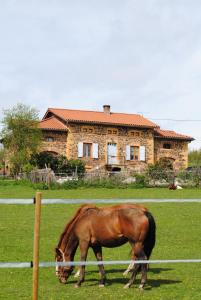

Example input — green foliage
[1,103,41,175]
[30,152,85,176]
[30,152,59,170]
[0,149,6,170]
[147,161,174,182]
[134,174,149,187]
[188,149,201,167]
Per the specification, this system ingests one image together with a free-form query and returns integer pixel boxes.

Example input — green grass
[0,183,201,199]
[0,186,201,299]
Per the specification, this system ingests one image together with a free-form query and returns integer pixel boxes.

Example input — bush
[147,162,174,183]
[134,174,148,187]
[30,153,85,177]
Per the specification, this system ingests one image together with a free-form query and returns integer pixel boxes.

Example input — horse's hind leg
[92,245,106,287]
[139,263,148,290]
[124,242,147,289]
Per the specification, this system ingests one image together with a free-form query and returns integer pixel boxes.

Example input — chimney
[103,105,111,114]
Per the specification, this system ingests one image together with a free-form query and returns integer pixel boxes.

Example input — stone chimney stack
[103,105,111,114]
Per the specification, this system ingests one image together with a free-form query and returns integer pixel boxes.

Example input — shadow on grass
[68,267,181,288]
[74,267,173,275]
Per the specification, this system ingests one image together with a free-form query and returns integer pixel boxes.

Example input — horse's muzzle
[59,276,68,284]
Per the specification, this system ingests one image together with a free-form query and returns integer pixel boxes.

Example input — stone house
[39,105,193,172]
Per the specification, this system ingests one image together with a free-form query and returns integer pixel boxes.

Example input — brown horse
[57,204,148,278]
[55,204,156,289]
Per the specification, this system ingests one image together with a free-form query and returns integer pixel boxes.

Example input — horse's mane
[57,204,97,248]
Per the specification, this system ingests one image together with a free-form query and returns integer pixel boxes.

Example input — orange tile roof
[43,108,158,128]
[154,128,194,141]
[39,116,67,131]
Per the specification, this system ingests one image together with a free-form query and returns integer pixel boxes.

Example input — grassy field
[0,183,201,199]
[0,186,201,299]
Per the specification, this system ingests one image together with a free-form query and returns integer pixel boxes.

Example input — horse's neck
[61,230,78,261]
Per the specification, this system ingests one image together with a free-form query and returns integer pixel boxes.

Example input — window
[130,146,139,160]
[129,131,140,137]
[83,143,92,157]
[163,143,172,149]
[126,145,146,161]
[107,128,118,135]
[78,142,99,158]
[81,126,94,133]
[46,137,54,142]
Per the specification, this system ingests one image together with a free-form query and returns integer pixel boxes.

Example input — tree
[188,149,201,167]
[1,103,42,175]
[0,149,6,174]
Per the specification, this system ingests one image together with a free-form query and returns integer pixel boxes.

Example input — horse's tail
[144,211,156,259]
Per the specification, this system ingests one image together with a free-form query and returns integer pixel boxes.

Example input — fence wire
[1,259,201,269]
[1,198,201,205]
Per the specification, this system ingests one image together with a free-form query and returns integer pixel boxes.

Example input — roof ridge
[41,115,65,123]
[40,116,56,122]
[49,107,142,117]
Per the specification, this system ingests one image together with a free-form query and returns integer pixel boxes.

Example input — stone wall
[40,126,189,172]
[66,123,154,172]
[154,139,189,170]
[40,130,67,156]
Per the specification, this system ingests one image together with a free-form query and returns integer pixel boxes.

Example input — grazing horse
[57,203,148,278]
[72,204,149,278]
[55,204,156,289]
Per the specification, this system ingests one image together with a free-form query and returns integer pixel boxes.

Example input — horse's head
[55,247,74,284]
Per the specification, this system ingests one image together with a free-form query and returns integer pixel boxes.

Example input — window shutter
[126,145,130,161]
[140,146,146,161]
[93,143,99,159]
[78,142,83,158]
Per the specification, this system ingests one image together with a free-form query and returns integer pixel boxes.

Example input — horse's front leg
[123,261,135,276]
[74,268,81,278]
[123,241,134,277]
[75,241,89,288]
[92,245,106,287]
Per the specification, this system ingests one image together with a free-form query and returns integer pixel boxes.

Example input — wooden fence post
[32,192,42,300]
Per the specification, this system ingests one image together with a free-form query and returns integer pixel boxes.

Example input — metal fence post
[32,192,42,300]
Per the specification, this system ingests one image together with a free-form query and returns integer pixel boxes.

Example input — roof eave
[67,119,157,129]
[40,127,67,132]
[154,135,194,142]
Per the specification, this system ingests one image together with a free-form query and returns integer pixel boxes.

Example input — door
[107,143,117,164]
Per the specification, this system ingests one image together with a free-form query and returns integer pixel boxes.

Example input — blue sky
[1,0,201,149]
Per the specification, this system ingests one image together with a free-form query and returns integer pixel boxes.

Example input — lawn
[0,186,201,299]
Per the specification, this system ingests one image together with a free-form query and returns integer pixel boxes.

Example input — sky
[0,0,201,150]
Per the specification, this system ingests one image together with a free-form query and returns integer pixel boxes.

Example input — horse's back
[73,206,150,247]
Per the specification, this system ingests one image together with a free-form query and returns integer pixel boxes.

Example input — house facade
[39,105,193,172]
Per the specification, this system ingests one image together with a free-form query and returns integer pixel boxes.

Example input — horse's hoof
[99,284,105,288]
[74,284,80,288]
[139,284,144,291]
[124,283,130,289]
